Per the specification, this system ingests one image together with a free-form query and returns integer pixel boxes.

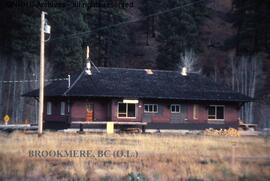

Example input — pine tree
[85,1,129,67]
[139,0,161,45]
[46,0,88,76]
[0,0,40,59]
[231,0,270,55]
[156,0,208,70]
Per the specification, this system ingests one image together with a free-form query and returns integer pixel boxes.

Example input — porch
[71,121,148,133]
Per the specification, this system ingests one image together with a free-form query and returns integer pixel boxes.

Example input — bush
[123,172,147,181]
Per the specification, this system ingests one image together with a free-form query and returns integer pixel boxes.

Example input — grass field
[0,131,269,181]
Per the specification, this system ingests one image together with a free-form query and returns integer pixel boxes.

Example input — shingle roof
[24,67,252,102]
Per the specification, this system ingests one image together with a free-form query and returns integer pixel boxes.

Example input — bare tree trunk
[178,49,201,74]
[6,61,13,119]
[230,56,262,123]
[0,55,6,120]
[17,59,27,122]
[11,61,17,123]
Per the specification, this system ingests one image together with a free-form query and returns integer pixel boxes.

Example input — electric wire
[49,0,206,42]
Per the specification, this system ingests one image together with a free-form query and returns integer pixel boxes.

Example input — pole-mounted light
[44,19,51,34]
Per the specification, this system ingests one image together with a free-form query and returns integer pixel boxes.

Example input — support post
[142,125,145,133]
[38,11,46,136]
[77,123,85,134]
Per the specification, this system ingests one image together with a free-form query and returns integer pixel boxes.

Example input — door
[86,103,94,122]
[170,104,187,123]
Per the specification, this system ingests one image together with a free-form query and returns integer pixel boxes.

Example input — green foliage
[188,178,204,181]
[139,0,161,44]
[156,0,209,70]
[0,0,89,76]
[0,0,40,59]
[46,0,88,76]
[231,0,270,55]
[85,1,129,67]
[0,0,209,74]
[124,172,147,181]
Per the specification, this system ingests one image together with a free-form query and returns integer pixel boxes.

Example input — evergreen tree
[231,0,270,55]
[156,0,208,70]
[139,0,161,45]
[0,0,89,76]
[46,0,89,76]
[85,1,129,67]
[0,0,40,59]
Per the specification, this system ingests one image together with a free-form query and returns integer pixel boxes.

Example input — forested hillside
[0,0,269,127]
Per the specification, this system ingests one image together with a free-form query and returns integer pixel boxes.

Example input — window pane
[86,104,93,112]
[208,115,216,119]
[208,106,215,116]
[118,113,126,117]
[118,103,126,113]
[47,102,52,115]
[175,105,180,112]
[217,107,224,119]
[60,102,65,115]
[153,105,157,112]
[171,105,175,112]
[128,104,135,117]
[144,105,148,112]
[149,105,153,112]
[193,105,198,119]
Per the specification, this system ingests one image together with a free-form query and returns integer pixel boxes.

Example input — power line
[0,78,68,84]
[63,70,85,95]
[50,0,206,42]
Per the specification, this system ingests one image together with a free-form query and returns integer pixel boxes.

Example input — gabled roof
[24,67,252,102]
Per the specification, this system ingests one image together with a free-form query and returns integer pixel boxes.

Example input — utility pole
[38,11,46,136]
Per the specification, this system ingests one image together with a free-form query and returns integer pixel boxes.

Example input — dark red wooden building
[24,67,252,130]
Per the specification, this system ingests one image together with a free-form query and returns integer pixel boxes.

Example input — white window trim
[47,101,52,115]
[60,101,66,116]
[117,102,137,119]
[144,104,158,113]
[208,105,225,121]
[193,104,198,119]
[170,104,181,113]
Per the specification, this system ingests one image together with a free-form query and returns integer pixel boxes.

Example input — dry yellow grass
[0,131,269,181]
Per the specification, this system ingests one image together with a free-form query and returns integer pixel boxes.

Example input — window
[47,102,52,115]
[67,103,70,113]
[118,103,136,118]
[170,104,181,113]
[208,105,224,120]
[60,101,65,115]
[193,104,198,119]
[144,104,158,113]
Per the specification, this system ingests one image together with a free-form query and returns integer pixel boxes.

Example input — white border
[144,104,158,113]
[208,105,225,121]
[117,102,137,119]
[170,104,181,113]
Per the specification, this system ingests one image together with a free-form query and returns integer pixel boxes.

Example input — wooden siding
[111,99,143,122]
[187,103,240,124]
[142,101,240,124]
[43,97,241,129]
[187,104,208,123]
[142,101,187,123]
[44,98,68,122]
[224,104,240,123]
[70,99,110,122]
